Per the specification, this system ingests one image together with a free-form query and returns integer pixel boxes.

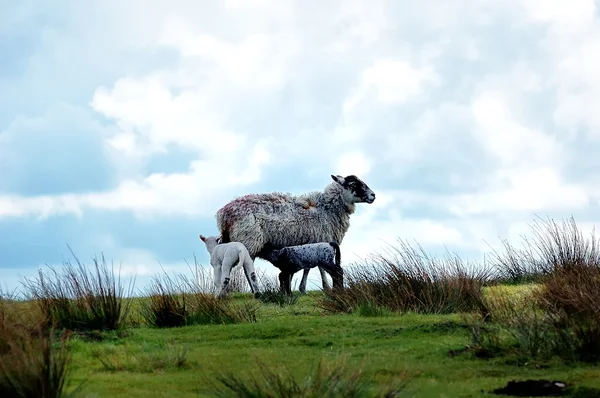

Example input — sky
[1,0,600,295]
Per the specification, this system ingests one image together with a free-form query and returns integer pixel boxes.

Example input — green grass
[5,216,600,397]
[36,289,598,397]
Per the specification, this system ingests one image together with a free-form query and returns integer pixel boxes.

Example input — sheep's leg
[329,266,344,291]
[299,268,310,294]
[277,270,293,295]
[242,257,260,298]
[318,266,331,291]
[219,253,236,298]
[278,271,288,294]
[286,272,293,295]
[212,264,222,295]
[319,261,343,291]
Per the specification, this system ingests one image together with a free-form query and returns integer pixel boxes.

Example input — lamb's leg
[219,253,236,298]
[328,266,344,291]
[242,257,261,298]
[212,264,222,295]
[318,266,331,291]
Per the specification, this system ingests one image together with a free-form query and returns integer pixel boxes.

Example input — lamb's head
[331,174,376,205]
[199,234,220,253]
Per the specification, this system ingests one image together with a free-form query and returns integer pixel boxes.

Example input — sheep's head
[331,174,376,205]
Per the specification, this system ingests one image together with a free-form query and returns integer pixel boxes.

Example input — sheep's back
[217,188,351,252]
[216,192,295,231]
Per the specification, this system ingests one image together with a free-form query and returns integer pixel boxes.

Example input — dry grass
[206,354,410,398]
[1,288,80,398]
[317,239,492,316]
[0,325,79,398]
[140,270,260,327]
[467,217,600,363]
[21,248,135,333]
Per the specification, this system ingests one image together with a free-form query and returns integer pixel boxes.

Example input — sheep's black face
[331,174,376,204]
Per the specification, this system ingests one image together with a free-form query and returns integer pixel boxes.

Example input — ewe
[215,174,375,292]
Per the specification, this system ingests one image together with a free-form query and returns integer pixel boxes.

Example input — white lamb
[199,234,260,298]
[261,242,343,295]
[215,174,376,292]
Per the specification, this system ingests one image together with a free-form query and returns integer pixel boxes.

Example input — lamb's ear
[199,234,206,242]
[331,175,345,185]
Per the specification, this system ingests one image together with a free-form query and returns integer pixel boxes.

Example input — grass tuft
[466,216,600,363]
[317,239,491,316]
[141,271,259,327]
[140,272,189,328]
[21,247,135,334]
[207,355,410,398]
[254,274,301,306]
[0,323,81,398]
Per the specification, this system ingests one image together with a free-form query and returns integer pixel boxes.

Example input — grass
[3,216,600,396]
[47,299,600,397]
[466,216,600,364]
[0,326,79,398]
[21,247,135,334]
[139,270,259,328]
[207,354,410,397]
[316,239,491,317]
[1,286,82,398]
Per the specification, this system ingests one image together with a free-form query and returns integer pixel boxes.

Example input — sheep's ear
[331,175,345,185]
[199,234,206,242]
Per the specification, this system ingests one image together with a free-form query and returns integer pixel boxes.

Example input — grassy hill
[2,216,600,397]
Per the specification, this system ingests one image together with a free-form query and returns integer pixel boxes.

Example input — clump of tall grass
[1,287,19,336]
[487,215,600,284]
[207,355,410,397]
[467,217,600,363]
[140,269,259,328]
[0,323,81,398]
[254,270,301,306]
[140,271,189,328]
[317,239,492,316]
[21,248,135,334]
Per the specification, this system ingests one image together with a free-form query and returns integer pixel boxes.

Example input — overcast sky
[1,0,599,294]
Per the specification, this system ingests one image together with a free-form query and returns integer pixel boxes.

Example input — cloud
[344,58,440,111]
[0,103,117,197]
[2,0,600,294]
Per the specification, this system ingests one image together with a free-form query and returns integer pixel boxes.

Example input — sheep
[215,174,376,291]
[199,234,260,298]
[260,242,343,295]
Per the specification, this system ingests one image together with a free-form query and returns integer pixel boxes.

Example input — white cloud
[4,0,600,293]
[470,90,562,168]
[519,0,595,35]
[343,58,439,114]
[335,151,372,177]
